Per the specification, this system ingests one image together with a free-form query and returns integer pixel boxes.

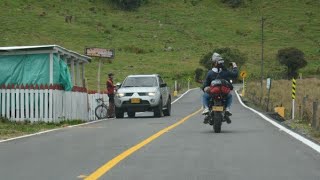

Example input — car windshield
[122,77,158,87]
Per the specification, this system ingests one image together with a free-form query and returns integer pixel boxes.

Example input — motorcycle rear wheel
[213,112,222,133]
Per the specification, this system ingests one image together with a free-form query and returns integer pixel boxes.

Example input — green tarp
[0,53,73,91]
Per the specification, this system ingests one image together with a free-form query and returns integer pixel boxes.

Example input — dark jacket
[202,67,238,90]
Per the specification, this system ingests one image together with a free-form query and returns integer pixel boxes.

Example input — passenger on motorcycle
[201,53,239,121]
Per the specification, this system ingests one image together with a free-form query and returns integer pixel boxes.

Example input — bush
[199,47,247,70]
[194,68,204,82]
[276,47,307,79]
[221,0,244,8]
[109,0,148,11]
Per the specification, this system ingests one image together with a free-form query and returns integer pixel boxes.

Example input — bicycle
[95,98,108,119]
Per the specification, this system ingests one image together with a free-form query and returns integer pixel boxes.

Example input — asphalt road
[0,88,319,180]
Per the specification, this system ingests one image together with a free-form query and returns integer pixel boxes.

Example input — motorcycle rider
[202,52,238,123]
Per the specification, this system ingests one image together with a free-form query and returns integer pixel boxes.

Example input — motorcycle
[204,79,232,133]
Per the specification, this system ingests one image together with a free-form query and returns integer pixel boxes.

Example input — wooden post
[97,58,102,94]
[76,61,80,86]
[299,105,302,120]
[312,100,318,129]
[302,95,307,121]
[70,58,75,85]
[173,80,178,96]
[81,63,85,88]
[49,53,54,84]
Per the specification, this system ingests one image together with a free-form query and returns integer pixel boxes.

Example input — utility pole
[260,16,265,104]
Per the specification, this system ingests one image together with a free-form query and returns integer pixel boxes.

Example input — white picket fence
[0,86,89,122]
[0,85,110,122]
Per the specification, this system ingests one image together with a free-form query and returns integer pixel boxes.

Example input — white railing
[0,85,89,122]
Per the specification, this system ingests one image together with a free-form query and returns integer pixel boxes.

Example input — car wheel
[127,111,135,118]
[115,107,124,118]
[154,99,164,117]
[163,97,171,116]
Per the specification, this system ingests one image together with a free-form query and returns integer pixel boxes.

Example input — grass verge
[0,117,84,140]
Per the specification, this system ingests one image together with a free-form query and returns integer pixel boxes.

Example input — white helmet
[211,52,224,64]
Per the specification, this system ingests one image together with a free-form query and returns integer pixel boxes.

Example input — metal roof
[0,45,91,63]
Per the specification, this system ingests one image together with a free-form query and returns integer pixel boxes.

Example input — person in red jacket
[106,72,116,118]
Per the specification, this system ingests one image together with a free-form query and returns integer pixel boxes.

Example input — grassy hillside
[0,0,319,90]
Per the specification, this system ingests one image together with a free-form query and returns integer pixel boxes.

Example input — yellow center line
[84,108,202,180]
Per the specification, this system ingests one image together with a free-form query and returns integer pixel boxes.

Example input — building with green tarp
[0,45,91,91]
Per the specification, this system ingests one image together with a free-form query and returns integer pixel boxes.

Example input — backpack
[208,71,233,95]
[209,79,231,95]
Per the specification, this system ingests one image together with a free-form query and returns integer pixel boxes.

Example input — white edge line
[235,90,320,153]
[0,88,197,143]
[172,88,197,104]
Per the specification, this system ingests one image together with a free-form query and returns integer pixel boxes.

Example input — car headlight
[116,93,125,97]
[148,92,156,96]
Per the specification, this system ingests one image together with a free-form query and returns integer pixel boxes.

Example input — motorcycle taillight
[214,96,221,100]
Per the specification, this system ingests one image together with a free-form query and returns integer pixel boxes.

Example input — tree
[276,47,307,79]
[199,47,247,70]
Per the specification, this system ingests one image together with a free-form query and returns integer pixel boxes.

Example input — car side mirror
[116,82,122,89]
[160,83,167,87]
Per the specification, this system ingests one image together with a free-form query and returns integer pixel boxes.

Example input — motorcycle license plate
[212,106,224,111]
[131,98,140,104]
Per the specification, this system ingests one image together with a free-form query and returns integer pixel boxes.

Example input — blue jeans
[202,92,232,109]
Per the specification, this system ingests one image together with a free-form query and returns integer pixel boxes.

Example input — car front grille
[124,93,134,96]
[138,93,147,96]
[123,100,150,105]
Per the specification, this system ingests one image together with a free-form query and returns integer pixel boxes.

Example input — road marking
[77,175,88,179]
[235,90,320,153]
[84,108,202,180]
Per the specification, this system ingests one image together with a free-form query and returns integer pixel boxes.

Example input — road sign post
[240,71,247,96]
[292,78,296,119]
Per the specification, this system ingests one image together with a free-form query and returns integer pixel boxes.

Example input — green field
[1,0,319,90]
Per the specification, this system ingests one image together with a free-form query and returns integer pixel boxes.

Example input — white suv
[114,74,171,118]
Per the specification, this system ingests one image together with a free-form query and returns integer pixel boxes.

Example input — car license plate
[131,98,140,104]
[212,106,224,111]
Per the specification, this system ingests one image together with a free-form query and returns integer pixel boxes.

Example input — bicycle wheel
[95,105,108,119]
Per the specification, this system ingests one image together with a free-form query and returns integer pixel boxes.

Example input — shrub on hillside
[194,68,204,82]
[221,0,244,8]
[276,47,307,79]
[109,0,148,10]
[199,47,247,70]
